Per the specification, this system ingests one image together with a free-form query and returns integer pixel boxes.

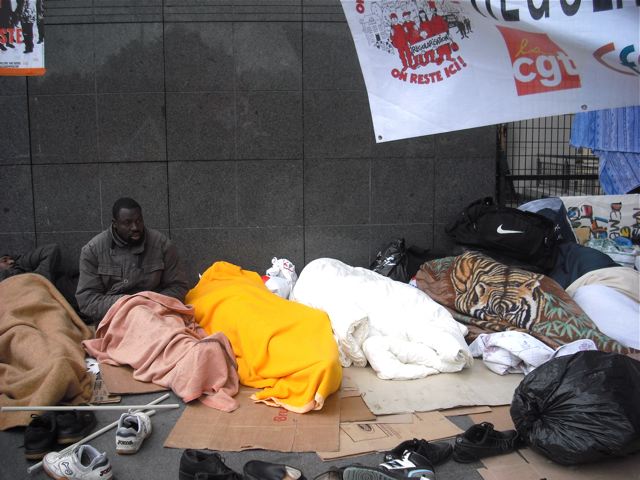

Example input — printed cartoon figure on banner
[0,0,45,76]
[358,0,471,84]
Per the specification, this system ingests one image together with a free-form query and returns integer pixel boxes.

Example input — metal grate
[497,114,602,207]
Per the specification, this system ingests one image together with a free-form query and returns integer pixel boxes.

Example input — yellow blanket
[186,262,341,413]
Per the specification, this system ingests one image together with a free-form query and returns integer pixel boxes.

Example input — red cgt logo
[497,25,581,96]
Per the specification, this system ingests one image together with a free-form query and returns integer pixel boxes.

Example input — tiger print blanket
[415,251,630,353]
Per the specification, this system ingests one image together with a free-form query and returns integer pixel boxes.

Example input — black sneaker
[384,438,453,466]
[452,422,522,463]
[343,451,436,480]
[56,410,97,445]
[244,460,306,480]
[179,449,242,480]
[24,412,57,460]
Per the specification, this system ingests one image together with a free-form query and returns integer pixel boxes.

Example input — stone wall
[0,1,496,285]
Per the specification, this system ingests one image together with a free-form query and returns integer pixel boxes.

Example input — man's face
[112,207,145,245]
[0,255,14,271]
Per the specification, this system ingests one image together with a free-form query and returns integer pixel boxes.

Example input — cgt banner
[0,0,45,76]
[340,1,640,143]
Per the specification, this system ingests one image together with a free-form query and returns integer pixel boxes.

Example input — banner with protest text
[341,0,640,142]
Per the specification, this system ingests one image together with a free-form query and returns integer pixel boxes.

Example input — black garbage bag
[510,351,640,465]
[370,238,409,282]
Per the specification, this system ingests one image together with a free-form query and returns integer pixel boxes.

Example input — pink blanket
[83,292,239,412]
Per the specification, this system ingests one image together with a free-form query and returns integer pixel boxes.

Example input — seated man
[0,243,79,309]
[76,197,190,324]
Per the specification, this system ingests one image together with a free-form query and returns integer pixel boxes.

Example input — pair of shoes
[179,450,242,480]
[115,410,152,455]
[180,450,306,480]
[24,411,97,460]
[342,451,436,480]
[42,444,112,480]
[452,422,522,463]
[0,43,6,51]
[384,438,452,466]
[244,460,306,479]
[56,411,98,445]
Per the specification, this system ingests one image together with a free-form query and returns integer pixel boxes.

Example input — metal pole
[3,404,179,412]
[26,393,174,474]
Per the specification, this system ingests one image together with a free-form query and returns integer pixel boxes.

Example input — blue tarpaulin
[570,107,640,194]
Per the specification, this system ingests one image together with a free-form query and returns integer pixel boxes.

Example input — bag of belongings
[510,350,640,465]
[370,238,409,282]
[445,197,558,272]
[263,257,298,299]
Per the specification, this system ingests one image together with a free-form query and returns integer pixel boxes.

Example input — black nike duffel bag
[445,197,558,271]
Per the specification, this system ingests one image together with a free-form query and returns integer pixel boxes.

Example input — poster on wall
[0,0,45,76]
[340,1,640,143]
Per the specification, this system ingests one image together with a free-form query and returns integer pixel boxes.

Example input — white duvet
[291,258,473,380]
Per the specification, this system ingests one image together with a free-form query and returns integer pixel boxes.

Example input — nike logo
[497,224,524,234]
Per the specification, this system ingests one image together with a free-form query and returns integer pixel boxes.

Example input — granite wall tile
[168,161,237,229]
[0,95,30,165]
[30,94,98,164]
[237,160,303,226]
[304,225,369,267]
[0,165,34,232]
[236,91,302,159]
[166,92,235,160]
[436,126,497,158]
[303,22,365,91]
[170,228,239,286]
[434,156,496,224]
[32,164,101,232]
[95,23,164,93]
[303,90,374,159]
[164,22,234,92]
[234,22,302,91]
[371,157,434,224]
[97,93,166,162]
[303,157,370,225]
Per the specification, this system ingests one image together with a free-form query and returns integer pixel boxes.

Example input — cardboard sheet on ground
[470,406,515,432]
[478,448,640,480]
[369,413,414,424]
[164,387,340,452]
[340,396,376,423]
[99,363,169,395]
[345,363,523,415]
[317,410,462,460]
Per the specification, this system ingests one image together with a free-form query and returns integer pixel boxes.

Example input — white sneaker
[43,444,112,480]
[115,410,152,455]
